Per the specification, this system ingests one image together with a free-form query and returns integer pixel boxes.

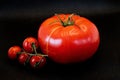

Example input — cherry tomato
[23,37,39,53]
[8,46,21,60]
[38,14,100,64]
[18,53,29,65]
[30,55,46,69]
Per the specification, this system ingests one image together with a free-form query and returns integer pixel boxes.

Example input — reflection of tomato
[38,14,100,64]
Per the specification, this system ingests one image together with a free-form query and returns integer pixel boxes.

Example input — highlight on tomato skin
[38,14,100,64]
[18,53,29,65]
[23,37,39,53]
[8,46,21,60]
[30,55,46,69]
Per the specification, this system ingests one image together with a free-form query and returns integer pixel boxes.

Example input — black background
[0,0,120,80]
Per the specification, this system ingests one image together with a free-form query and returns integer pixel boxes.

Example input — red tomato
[8,46,21,60]
[23,37,39,53]
[18,53,29,65]
[38,14,100,64]
[30,55,46,68]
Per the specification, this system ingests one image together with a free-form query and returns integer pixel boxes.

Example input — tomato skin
[18,53,29,65]
[30,56,46,68]
[8,46,21,60]
[38,14,100,64]
[23,37,39,53]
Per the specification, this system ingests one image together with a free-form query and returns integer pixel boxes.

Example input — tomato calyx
[55,13,74,27]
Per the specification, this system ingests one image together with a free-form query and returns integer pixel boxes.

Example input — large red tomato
[38,14,100,64]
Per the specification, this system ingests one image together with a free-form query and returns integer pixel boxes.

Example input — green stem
[18,52,48,57]
[55,13,64,26]
[31,43,38,54]
[17,43,48,57]
[17,52,22,54]
[31,43,48,57]
[29,53,48,57]
[67,14,74,25]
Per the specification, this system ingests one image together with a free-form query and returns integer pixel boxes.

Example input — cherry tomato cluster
[8,37,48,69]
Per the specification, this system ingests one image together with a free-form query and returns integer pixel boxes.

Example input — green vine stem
[31,43,38,54]
[17,43,48,57]
[31,43,48,57]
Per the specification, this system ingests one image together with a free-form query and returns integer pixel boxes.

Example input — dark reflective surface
[0,0,120,80]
